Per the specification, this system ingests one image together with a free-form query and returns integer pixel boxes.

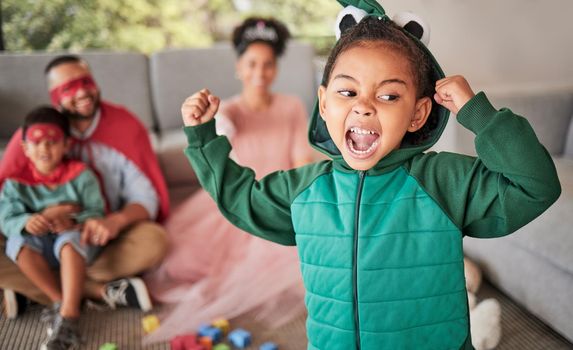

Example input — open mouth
[345,126,380,159]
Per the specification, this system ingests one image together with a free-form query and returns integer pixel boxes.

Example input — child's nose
[352,98,375,117]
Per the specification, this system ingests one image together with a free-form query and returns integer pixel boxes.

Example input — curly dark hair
[232,17,291,58]
[321,16,438,146]
[22,106,71,140]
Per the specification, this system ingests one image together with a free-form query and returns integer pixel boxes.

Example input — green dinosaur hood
[309,0,449,172]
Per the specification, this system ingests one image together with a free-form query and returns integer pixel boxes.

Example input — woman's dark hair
[232,17,291,58]
[22,106,71,140]
[321,16,437,145]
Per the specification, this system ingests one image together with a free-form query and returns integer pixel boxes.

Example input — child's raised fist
[181,89,220,127]
[434,75,475,115]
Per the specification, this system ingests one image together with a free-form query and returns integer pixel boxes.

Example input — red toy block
[170,333,199,350]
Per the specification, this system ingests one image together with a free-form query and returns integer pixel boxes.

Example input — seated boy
[0,106,105,350]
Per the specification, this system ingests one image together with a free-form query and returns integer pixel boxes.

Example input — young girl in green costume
[178,1,561,349]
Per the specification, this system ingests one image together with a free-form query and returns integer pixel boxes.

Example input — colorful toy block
[259,342,279,350]
[142,314,160,333]
[198,324,211,336]
[170,333,199,350]
[99,343,118,350]
[212,344,231,350]
[228,328,252,348]
[198,336,213,350]
[211,318,230,335]
[197,325,222,343]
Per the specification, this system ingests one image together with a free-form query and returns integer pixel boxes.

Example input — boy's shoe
[41,302,62,336]
[40,314,81,350]
[102,277,152,312]
[2,289,28,319]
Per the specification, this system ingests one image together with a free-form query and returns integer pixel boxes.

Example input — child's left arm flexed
[411,75,560,238]
[179,89,303,246]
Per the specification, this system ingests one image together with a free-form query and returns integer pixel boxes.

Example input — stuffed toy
[464,257,503,350]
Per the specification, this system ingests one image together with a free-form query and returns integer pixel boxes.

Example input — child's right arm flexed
[181,89,221,127]
[179,89,321,246]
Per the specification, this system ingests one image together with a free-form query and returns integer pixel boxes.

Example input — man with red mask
[0,55,170,318]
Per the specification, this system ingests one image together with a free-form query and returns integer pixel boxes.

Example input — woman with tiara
[144,17,315,342]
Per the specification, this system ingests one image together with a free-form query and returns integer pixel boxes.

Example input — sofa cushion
[487,92,573,155]
[464,157,573,342]
[155,128,198,187]
[0,52,155,141]
[431,91,573,157]
[503,157,573,275]
[149,42,317,133]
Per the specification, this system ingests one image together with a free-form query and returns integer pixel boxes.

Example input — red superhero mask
[24,123,65,143]
[49,75,98,107]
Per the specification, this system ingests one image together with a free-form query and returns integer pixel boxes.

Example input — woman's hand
[434,75,475,115]
[181,88,220,126]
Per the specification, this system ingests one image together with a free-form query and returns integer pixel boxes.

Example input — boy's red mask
[25,123,65,143]
[49,75,98,107]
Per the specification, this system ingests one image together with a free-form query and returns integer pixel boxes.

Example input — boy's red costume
[0,101,169,221]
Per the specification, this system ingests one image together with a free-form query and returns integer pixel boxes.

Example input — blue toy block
[198,324,211,336]
[259,342,279,350]
[197,324,222,343]
[228,328,251,348]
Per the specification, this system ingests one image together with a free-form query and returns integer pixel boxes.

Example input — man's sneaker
[102,277,152,312]
[2,289,28,319]
[40,314,81,350]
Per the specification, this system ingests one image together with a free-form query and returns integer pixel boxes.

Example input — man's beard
[60,97,100,121]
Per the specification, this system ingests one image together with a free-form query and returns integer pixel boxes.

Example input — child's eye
[379,94,399,101]
[337,90,356,97]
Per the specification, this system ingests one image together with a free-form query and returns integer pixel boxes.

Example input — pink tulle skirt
[143,190,306,344]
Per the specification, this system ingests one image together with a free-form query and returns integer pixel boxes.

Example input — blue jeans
[5,230,101,267]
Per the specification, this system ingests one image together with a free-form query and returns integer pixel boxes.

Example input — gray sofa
[0,42,317,205]
[433,91,573,343]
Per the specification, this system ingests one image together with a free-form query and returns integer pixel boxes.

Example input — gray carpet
[0,300,307,349]
[1,281,572,349]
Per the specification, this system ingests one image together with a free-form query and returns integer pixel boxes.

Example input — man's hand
[42,203,81,233]
[25,214,51,236]
[434,75,475,115]
[81,216,122,246]
[181,88,220,127]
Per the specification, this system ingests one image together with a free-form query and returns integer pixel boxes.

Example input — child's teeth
[350,127,375,135]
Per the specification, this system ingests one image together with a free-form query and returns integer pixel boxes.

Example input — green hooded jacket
[182,3,560,349]
[183,88,560,349]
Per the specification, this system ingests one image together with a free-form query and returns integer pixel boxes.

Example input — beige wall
[379,0,573,93]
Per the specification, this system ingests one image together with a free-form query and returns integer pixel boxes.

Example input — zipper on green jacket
[353,171,366,350]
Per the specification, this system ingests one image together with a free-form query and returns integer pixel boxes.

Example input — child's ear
[317,85,327,121]
[408,96,432,132]
[21,141,30,156]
